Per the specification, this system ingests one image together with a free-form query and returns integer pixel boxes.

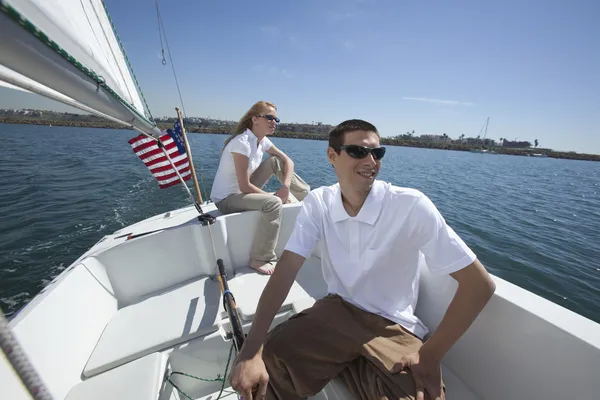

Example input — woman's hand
[274,185,291,203]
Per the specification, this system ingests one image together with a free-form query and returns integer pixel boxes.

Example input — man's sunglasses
[258,114,280,124]
[338,145,386,160]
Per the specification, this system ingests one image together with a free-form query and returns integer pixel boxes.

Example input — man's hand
[274,185,291,203]
[229,354,269,399]
[391,351,443,400]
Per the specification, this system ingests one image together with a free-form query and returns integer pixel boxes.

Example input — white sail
[0,0,160,135]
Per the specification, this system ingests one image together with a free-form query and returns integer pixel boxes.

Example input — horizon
[0,0,598,154]
[0,107,567,151]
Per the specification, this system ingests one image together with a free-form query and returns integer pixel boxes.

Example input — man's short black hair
[329,119,379,151]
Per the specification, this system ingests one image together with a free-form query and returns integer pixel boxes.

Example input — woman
[210,101,310,274]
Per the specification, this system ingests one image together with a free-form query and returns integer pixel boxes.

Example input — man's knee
[263,324,300,398]
[263,317,305,373]
[263,324,285,364]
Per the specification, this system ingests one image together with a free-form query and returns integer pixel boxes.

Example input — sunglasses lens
[344,145,385,160]
[263,115,280,123]
[346,145,367,158]
[373,147,385,160]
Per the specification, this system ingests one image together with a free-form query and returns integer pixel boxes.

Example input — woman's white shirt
[210,129,273,202]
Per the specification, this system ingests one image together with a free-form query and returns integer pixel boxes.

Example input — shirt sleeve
[261,137,273,152]
[284,192,321,258]
[228,136,251,157]
[409,194,477,275]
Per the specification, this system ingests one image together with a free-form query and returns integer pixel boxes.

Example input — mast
[483,116,489,140]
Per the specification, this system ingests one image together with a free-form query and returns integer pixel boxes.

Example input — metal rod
[0,10,158,137]
[216,259,246,352]
[0,67,161,137]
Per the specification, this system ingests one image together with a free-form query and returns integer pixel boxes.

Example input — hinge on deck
[194,202,216,225]
[198,213,216,226]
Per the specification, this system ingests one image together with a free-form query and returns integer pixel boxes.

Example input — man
[229,119,496,400]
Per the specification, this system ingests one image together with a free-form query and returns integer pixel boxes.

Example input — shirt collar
[331,180,385,225]
[245,128,258,142]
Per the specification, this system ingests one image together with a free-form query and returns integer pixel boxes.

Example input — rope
[0,308,53,400]
[100,0,155,122]
[155,2,166,66]
[155,0,187,117]
[0,1,155,128]
[198,167,210,204]
[165,342,237,400]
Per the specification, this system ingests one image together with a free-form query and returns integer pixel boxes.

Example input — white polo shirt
[210,129,273,202]
[284,180,477,339]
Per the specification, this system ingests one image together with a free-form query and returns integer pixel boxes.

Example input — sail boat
[469,117,497,154]
[1,1,599,399]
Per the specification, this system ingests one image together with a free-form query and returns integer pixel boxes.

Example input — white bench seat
[84,277,224,377]
[229,256,328,321]
[66,353,166,400]
[84,256,327,378]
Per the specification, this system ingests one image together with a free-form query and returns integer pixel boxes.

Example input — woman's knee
[268,155,284,165]
[262,195,283,213]
[296,184,309,200]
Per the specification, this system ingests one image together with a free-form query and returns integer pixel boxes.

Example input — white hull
[2,201,600,400]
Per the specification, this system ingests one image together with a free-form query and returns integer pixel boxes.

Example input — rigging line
[155,0,187,117]
[155,0,166,65]
[198,166,210,205]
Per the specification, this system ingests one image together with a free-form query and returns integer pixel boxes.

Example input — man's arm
[237,250,306,360]
[392,259,495,400]
[420,259,495,361]
[232,153,267,194]
[407,193,496,357]
[266,145,294,188]
[394,194,496,399]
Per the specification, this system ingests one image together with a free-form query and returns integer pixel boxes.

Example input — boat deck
[7,202,600,400]
[62,268,479,399]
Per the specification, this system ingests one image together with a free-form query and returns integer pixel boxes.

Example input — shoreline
[1,118,598,162]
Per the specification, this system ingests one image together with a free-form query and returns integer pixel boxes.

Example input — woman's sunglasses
[338,145,386,160]
[258,114,280,124]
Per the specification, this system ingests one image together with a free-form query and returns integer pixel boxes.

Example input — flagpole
[176,107,203,204]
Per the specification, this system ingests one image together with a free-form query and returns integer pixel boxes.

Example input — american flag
[128,122,191,189]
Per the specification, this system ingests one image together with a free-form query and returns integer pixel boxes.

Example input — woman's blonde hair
[223,101,277,149]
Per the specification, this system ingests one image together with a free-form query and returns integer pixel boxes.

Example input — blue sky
[1,0,599,153]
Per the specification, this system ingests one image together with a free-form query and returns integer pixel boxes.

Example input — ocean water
[0,123,599,323]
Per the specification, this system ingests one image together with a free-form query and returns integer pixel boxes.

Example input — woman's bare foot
[249,259,275,275]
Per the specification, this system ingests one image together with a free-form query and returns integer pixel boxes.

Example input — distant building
[503,140,531,148]
[419,134,451,143]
